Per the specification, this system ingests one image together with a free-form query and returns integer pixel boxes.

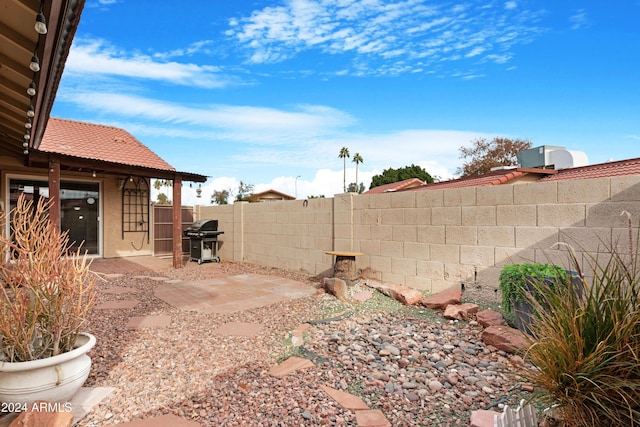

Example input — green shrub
[498,263,566,325]
[522,242,640,426]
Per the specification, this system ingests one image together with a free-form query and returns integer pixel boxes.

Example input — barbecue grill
[183,219,224,264]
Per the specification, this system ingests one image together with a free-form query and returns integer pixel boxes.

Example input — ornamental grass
[522,222,640,426]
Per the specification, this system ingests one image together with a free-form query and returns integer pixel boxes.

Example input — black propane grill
[183,219,224,264]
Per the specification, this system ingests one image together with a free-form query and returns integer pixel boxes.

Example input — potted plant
[498,262,570,334]
[0,195,98,405]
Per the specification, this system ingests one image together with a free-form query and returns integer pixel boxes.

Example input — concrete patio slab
[212,321,263,337]
[126,315,172,329]
[71,386,117,424]
[154,273,316,314]
[95,300,139,310]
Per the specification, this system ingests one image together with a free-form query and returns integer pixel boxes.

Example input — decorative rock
[443,303,480,320]
[420,289,462,310]
[9,403,73,427]
[428,380,443,392]
[476,309,508,327]
[481,325,530,353]
[323,277,349,300]
[470,409,500,427]
[365,280,424,305]
[352,290,374,302]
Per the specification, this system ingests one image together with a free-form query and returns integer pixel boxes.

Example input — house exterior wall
[102,175,152,258]
[195,175,640,293]
[0,159,152,257]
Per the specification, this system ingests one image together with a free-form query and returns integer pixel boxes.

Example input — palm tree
[338,146,350,192]
[352,153,363,191]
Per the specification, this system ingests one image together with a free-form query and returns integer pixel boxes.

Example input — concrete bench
[325,251,364,282]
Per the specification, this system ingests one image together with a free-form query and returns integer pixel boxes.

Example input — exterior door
[8,178,100,255]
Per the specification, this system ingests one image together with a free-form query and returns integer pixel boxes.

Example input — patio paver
[111,414,201,426]
[268,357,315,378]
[320,385,369,410]
[212,321,263,337]
[95,300,139,310]
[355,409,392,427]
[126,315,172,329]
[101,286,138,295]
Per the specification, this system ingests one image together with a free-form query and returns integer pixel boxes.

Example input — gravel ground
[76,261,532,426]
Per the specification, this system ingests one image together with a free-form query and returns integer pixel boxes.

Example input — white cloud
[57,91,353,139]
[569,9,589,30]
[226,0,545,77]
[66,39,232,88]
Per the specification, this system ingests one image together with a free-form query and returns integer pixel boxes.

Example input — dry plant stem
[0,195,98,362]
[523,219,640,426]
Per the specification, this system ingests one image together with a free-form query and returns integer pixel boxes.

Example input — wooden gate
[153,205,194,256]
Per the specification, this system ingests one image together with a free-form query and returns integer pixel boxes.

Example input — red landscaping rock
[365,280,423,305]
[420,289,462,310]
[481,325,530,353]
[476,309,508,327]
[323,277,349,300]
[443,303,480,320]
[469,409,500,427]
[9,402,73,427]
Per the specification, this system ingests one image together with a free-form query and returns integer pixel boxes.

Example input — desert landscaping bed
[73,261,531,426]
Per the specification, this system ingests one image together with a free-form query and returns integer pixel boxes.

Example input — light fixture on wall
[27,104,35,118]
[25,119,32,129]
[92,171,96,178]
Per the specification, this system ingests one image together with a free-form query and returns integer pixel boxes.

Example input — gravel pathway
[77,261,532,426]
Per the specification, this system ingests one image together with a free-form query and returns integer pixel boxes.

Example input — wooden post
[48,158,60,229]
[172,175,183,269]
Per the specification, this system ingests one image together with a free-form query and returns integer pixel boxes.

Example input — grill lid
[185,219,218,232]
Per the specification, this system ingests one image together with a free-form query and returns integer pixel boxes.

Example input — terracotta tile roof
[406,168,556,191]
[38,118,175,171]
[539,157,640,181]
[364,178,425,194]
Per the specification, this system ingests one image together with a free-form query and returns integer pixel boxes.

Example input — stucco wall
[197,175,640,293]
[102,175,152,258]
[0,161,152,258]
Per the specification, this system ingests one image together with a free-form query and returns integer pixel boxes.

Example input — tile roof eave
[31,150,208,182]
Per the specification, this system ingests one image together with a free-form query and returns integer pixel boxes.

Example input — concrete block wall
[194,175,640,293]
[196,197,335,276]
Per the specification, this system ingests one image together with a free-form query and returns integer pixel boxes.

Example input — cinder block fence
[194,175,640,294]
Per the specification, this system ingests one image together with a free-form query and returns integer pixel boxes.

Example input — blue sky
[52,0,640,205]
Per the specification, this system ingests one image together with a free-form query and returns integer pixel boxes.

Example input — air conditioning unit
[517,145,588,169]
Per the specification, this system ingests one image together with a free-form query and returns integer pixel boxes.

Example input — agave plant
[0,194,98,362]
[522,225,640,426]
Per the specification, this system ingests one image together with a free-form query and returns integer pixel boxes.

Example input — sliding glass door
[9,178,100,255]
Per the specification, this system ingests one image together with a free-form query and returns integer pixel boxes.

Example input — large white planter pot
[0,332,96,405]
